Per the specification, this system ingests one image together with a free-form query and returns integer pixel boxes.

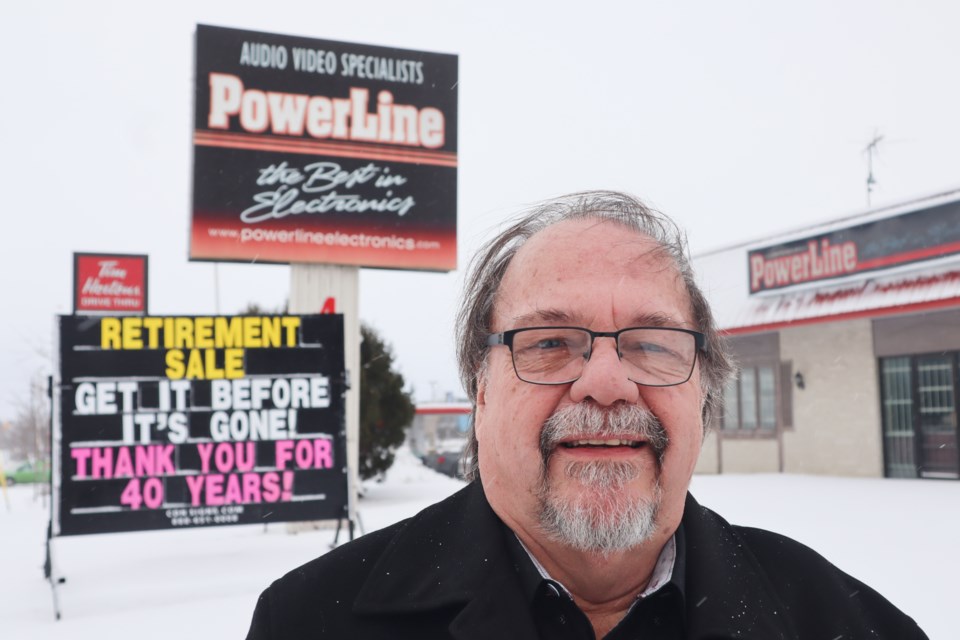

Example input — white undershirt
[517,535,677,603]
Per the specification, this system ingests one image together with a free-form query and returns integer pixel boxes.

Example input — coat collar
[681,493,797,640]
[353,481,539,639]
[353,483,796,640]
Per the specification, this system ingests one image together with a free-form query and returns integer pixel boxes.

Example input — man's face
[474,218,705,555]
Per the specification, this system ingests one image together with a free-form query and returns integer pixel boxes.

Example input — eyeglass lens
[510,328,696,386]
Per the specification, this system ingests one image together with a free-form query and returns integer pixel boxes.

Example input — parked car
[421,446,465,479]
[3,460,51,486]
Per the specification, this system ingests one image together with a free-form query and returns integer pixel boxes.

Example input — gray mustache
[539,403,669,466]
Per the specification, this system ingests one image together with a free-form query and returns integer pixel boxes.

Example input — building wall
[715,331,783,473]
[695,428,720,474]
[873,307,960,356]
[719,438,780,472]
[780,318,884,477]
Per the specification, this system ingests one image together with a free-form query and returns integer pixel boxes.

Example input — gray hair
[455,190,733,481]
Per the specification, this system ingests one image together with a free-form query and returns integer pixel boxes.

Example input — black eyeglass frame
[485,325,708,387]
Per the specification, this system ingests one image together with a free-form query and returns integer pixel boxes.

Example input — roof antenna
[863,130,884,207]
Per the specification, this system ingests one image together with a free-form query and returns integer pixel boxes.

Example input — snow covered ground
[2,447,957,639]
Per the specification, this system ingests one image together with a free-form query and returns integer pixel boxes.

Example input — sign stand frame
[330,361,362,548]
[331,508,365,548]
[47,366,64,620]
[48,311,351,620]
[45,521,64,620]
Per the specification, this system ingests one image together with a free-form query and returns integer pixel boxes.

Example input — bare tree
[0,373,50,463]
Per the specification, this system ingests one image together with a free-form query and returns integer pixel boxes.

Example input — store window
[722,364,778,432]
[880,353,959,479]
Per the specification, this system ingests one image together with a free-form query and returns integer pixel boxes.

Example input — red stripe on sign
[194,131,458,167]
[188,218,458,270]
[855,240,960,271]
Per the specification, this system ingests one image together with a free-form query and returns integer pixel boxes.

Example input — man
[247,191,927,639]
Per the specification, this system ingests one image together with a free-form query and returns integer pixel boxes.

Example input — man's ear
[474,373,487,438]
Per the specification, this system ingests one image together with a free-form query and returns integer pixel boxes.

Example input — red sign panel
[74,253,148,314]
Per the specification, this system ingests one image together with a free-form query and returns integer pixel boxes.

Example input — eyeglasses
[486,326,706,387]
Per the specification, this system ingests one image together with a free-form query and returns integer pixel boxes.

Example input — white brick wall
[719,437,780,473]
[695,429,720,474]
[780,318,883,477]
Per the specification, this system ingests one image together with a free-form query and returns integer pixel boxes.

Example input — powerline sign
[190,25,459,271]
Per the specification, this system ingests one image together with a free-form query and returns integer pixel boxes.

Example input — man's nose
[568,337,641,406]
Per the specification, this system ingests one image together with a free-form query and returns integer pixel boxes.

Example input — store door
[881,354,960,479]
[915,355,959,478]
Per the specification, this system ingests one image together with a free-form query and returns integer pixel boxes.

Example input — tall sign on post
[189,24,458,270]
[189,25,458,534]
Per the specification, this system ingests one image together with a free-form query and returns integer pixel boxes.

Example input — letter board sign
[53,314,347,536]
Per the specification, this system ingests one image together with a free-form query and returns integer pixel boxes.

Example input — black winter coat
[246,482,927,639]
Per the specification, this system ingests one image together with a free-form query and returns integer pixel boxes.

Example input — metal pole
[45,522,64,620]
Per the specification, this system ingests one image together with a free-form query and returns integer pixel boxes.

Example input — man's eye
[534,337,568,350]
[624,341,671,355]
[641,342,668,352]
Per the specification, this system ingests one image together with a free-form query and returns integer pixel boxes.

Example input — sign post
[289,264,361,536]
[188,24,459,538]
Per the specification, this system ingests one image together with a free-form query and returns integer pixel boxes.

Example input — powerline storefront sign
[748,198,960,293]
[54,314,346,536]
[190,25,458,271]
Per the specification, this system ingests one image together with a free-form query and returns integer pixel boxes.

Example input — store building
[693,188,960,479]
[406,401,472,458]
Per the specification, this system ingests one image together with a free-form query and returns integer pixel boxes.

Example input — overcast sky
[2,0,959,420]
